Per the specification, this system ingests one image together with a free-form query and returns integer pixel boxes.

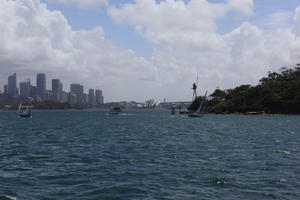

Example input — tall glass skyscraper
[20,80,31,100]
[36,73,46,100]
[95,89,104,105]
[52,79,62,102]
[7,73,17,98]
[70,84,84,104]
[88,89,95,105]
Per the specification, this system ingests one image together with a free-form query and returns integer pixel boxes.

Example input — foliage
[190,67,300,114]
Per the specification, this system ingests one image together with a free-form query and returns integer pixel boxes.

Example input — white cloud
[47,0,108,9]
[293,6,300,35]
[2,0,300,102]
[228,0,253,16]
[0,0,157,101]
[263,10,292,29]
[108,0,253,48]
[108,0,300,97]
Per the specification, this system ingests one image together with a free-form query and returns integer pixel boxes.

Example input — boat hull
[108,107,122,115]
[188,113,204,118]
[108,111,121,115]
[18,114,32,118]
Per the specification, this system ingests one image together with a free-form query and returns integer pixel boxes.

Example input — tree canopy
[189,67,300,114]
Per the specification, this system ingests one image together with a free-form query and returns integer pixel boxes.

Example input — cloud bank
[0,0,155,101]
[2,0,300,101]
[108,0,300,98]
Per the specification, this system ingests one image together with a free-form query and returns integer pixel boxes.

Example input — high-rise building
[95,89,104,105]
[68,92,77,105]
[70,84,84,104]
[7,73,17,98]
[44,90,52,101]
[61,91,69,103]
[88,89,95,105]
[83,93,88,104]
[4,85,8,95]
[30,85,36,99]
[36,73,46,100]
[19,79,31,100]
[52,79,62,102]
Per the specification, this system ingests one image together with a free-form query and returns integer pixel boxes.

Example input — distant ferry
[108,106,122,115]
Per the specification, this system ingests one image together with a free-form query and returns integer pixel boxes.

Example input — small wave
[279,178,287,182]
[0,195,17,200]
[209,177,229,186]
[169,115,187,118]
[273,150,291,155]
[105,113,136,116]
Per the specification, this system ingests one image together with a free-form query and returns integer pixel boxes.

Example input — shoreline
[1,108,300,116]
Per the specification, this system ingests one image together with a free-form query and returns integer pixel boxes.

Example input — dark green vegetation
[189,67,300,114]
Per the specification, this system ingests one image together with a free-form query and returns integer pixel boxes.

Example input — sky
[1,0,300,102]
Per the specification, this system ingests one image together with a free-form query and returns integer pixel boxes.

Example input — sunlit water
[0,110,299,200]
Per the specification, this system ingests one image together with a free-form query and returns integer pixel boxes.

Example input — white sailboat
[17,104,33,118]
[17,98,33,118]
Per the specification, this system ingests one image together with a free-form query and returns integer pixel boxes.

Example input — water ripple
[0,110,299,199]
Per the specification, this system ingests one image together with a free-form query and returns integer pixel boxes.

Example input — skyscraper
[70,84,84,104]
[30,85,36,98]
[4,85,8,95]
[52,79,63,102]
[7,73,17,98]
[95,89,104,105]
[36,73,46,100]
[68,92,77,105]
[88,89,95,105]
[19,79,31,100]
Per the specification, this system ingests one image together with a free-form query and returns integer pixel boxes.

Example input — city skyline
[2,0,300,102]
[1,72,104,105]
[1,72,99,94]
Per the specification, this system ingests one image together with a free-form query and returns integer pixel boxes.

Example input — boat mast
[197,91,208,113]
[18,103,22,113]
[192,76,198,101]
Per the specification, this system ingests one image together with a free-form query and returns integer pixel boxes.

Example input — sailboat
[17,98,33,118]
[188,91,207,118]
[188,78,208,118]
[170,105,176,115]
[17,104,33,118]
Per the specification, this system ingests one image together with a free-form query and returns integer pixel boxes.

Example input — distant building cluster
[0,73,104,105]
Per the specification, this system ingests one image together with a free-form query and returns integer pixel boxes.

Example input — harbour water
[0,110,299,200]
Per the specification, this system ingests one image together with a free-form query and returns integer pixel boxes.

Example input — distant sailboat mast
[192,76,198,101]
[188,75,208,117]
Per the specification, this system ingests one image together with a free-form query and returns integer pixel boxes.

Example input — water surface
[0,110,299,199]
